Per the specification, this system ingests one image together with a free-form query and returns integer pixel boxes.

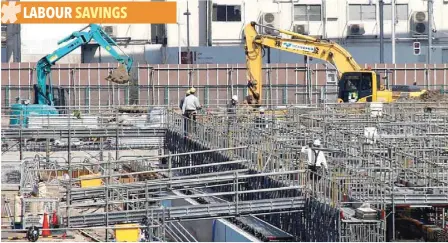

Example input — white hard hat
[259,107,265,113]
[313,139,321,146]
[232,95,238,101]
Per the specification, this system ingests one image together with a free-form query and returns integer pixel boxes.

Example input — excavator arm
[35,24,133,106]
[244,22,386,104]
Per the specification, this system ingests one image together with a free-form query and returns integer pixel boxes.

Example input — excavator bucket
[106,64,131,84]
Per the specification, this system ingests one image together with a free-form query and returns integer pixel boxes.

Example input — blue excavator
[10,24,134,127]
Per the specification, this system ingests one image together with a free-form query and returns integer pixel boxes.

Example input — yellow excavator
[244,22,426,105]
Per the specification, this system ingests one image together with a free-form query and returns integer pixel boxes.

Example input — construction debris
[116,105,148,113]
[418,90,448,102]
[105,64,131,84]
[398,90,448,102]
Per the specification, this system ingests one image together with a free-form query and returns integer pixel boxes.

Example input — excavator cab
[338,72,379,102]
[338,71,393,103]
[33,84,67,113]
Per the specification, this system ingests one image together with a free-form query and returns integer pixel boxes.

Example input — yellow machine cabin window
[338,72,376,102]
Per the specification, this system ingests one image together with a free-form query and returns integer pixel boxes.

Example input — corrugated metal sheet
[28,115,99,129]
[108,137,164,146]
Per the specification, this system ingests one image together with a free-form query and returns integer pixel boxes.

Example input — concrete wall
[4,24,20,62]
[170,196,215,242]
[1,47,6,63]
[169,190,259,242]
[7,0,448,64]
[19,24,153,64]
[212,219,257,242]
[146,44,448,65]
[20,24,85,63]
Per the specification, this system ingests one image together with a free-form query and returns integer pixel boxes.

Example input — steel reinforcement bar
[66,197,306,227]
[2,127,167,139]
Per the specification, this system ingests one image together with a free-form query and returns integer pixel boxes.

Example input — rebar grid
[3,102,447,242]
[171,101,448,242]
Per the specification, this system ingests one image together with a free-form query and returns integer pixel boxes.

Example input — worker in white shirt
[14,191,23,229]
[182,87,202,134]
[301,139,328,181]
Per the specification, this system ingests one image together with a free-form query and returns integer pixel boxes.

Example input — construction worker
[255,107,268,129]
[179,89,191,110]
[227,95,238,131]
[182,87,201,134]
[227,95,238,114]
[14,191,22,229]
[301,139,328,181]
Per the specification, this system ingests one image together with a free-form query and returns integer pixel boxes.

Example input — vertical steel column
[427,0,433,64]
[115,111,119,161]
[184,0,192,65]
[379,0,384,63]
[391,0,396,63]
[67,106,72,230]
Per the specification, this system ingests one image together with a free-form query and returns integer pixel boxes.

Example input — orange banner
[1,1,177,24]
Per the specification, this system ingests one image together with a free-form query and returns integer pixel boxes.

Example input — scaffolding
[1,101,448,242]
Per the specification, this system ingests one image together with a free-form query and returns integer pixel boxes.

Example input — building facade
[2,0,448,64]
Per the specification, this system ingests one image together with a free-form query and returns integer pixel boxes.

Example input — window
[294,5,321,21]
[384,4,408,21]
[343,73,373,91]
[360,73,372,90]
[212,4,241,22]
[349,4,376,21]
[442,49,448,64]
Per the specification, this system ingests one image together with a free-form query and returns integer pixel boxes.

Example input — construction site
[2,61,448,242]
[1,6,448,242]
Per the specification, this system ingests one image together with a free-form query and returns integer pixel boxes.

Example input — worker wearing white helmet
[227,95,239,115]
[254,106,268,129]
[182,87,201,115]
[226,95,240,130]
[301,139,328,181]
[182,87,201,135]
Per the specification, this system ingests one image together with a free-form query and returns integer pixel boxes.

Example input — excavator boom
[35,24,133,106]
[10,24,134,127]
[244,21,386,104]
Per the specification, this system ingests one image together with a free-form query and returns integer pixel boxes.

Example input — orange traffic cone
[42,212,50,237]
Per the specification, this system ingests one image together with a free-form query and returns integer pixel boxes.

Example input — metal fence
[2,62,448,110]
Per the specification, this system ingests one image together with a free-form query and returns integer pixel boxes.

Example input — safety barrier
[2,63,447,109]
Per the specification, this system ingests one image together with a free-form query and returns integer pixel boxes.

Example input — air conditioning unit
[102,25,117,38]
[293,24,309,35]
[260,12,280,36]
[410,11,428,36]
[347,24,365,36]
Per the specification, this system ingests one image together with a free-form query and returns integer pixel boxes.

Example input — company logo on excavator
[282,42,316,53]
